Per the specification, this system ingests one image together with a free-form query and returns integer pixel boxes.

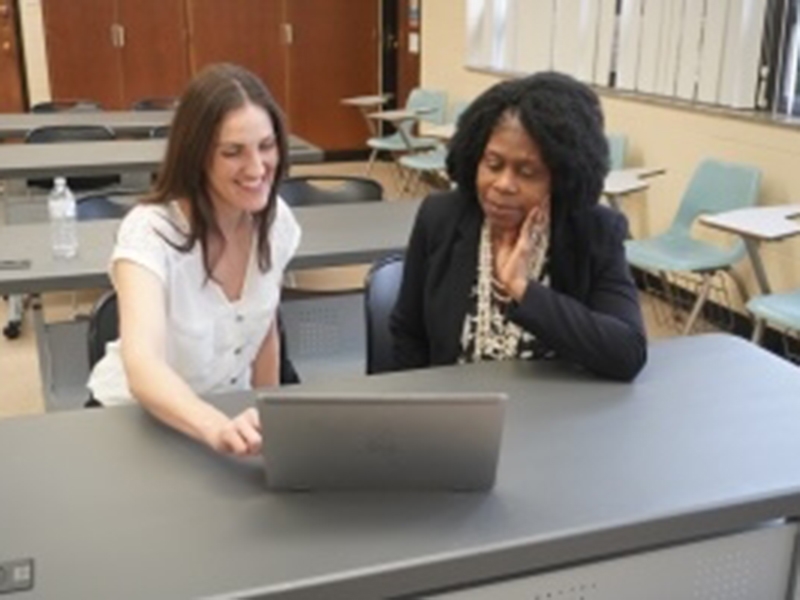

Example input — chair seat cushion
[367,133,438,152]
[747,290,800,330]
[625,232,743,272]
[399,148,447,170]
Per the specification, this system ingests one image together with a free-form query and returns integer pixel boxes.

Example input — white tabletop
[0,110,173,139]
[700,204,800,242]
[340,94,392,108]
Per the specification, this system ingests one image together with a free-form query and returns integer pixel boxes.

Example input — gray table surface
[2,334,800,599]
[0,109,174,139]
[0,135,323,179]
[0,200,419,295]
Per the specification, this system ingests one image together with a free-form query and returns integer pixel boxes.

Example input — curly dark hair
[446,72,609,227]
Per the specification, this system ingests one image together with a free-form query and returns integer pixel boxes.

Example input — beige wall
[421,0,800,307]
[18,0,50,105]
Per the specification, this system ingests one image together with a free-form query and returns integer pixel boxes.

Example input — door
[41,0,123,108]
[285,0,380,151]
[0,0,25,112]
[186,0,287,109]
[117,0,190,106]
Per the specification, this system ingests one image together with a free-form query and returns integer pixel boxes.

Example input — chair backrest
[31,99,102,113]
[87,290,119,368]
[76,195,130,221]
[364,254,405,375]
[25,125,120,191]
[87,289,301,384]
[670,159,762,236]
[278,176,383,207]
[606,133,627,170]
[150,125,170,139]
[449,100,470,124]
[402,88,447,137]
[131,97,178,111]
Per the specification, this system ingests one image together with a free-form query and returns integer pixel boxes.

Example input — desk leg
[359,107,379,137]
[606,193,622,212]
[31,295,56,411]
[746,238,771,295]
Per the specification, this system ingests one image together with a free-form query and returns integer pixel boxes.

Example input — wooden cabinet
[0,0,25,112]
[41,0,189,109]
[40,0,379,151]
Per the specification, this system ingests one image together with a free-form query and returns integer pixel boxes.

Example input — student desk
[701,204,800,295]
[0,200,420,410]
[0,135,324,180]
[1,334,800,599]
[0,110,173,140]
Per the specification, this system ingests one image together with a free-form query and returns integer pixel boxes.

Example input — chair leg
[751,318,765,344]
[726,267,750,306]
[682,273,713,335]
[365,149,379,176]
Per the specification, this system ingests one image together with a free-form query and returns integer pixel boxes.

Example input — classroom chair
[625,159,761,334]
[278,175,383,207]
[364,254,405,375]
[366,88,447,176]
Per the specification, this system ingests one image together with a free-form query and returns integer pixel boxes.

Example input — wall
[18,0,50,105]
[421,0,800,308]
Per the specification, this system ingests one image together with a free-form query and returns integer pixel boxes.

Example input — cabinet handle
[283,23,293,45]
[118,24,125,47]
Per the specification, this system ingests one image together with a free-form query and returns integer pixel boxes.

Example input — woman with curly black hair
[390,72,647,381]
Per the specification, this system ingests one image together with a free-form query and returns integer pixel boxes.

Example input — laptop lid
[256,391,507,491]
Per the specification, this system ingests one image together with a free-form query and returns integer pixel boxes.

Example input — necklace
[472,220,549,361]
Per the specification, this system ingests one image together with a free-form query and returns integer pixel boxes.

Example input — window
[466,0,800,116]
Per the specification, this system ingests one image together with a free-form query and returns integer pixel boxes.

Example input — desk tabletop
[3,334,800,599]
[701,204,800,241]
[0,135,323,179]
[368,108,431,123]
[340,94,392,107]
[0,199,419,295]
[0,109,173,139]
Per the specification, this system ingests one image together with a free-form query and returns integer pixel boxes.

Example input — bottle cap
[54,176,67,188]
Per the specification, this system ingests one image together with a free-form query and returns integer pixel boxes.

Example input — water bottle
[48,177,78,259]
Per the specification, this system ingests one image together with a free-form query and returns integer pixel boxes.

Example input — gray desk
[0,200,419,410]
[0,200,418,295]
[2,334,800,599]
[0,135,323,180]
[0,109,173,139]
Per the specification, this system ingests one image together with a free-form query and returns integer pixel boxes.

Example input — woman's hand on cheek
[494,206,541,302]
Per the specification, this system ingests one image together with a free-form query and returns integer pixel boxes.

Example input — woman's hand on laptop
[206,407,262,456]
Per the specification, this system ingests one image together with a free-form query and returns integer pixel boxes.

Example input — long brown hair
[145,63,289,276]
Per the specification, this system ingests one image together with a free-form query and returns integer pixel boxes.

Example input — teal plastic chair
[397,100,470,197]
[625,159,762,334]
[607,133,627,170]
[366,88,447,175]
[747,290,800,343]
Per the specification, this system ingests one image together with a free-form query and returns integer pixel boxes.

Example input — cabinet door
[0,0,24,111]
[285,0,380,151]
[117,0,190,107]
[41,0,123,108]
[186,0,287,109]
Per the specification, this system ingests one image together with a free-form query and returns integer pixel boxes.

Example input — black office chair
[30,99,102,113]
[131,97,178,111]
[278,175,383,207]
[86,291,299,387]
[87,290,119,369]
[76,195,130,221]
[25,125,121,191]
[364,254,405,375]
[149,125,170,139]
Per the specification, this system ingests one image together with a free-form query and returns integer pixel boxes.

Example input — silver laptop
[256,391,507,491]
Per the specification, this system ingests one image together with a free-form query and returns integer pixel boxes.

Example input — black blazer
[390,190,647,381]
